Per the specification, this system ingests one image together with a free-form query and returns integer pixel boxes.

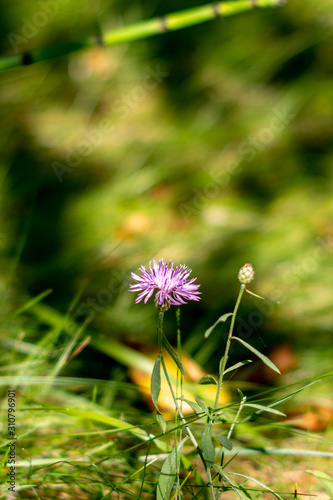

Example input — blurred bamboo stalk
[0,0,286,72]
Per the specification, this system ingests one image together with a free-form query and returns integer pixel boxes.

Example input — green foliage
[201,424,215,467]
[216,434,233,451]
[1,0,333,497]
[156,437,188,500]
[231,336,281,374]
[151,354,162,411]
[198,374,218,385]
[307,471,333,499]
[204,313,233,339]
[223,360,253,375]
[161,329,185,376]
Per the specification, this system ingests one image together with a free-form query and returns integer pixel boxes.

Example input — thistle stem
[175,307,182,497]
[214,284,246,411]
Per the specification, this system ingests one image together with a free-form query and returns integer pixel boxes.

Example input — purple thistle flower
[129,259,201,311]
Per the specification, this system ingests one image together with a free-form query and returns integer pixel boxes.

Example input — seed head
[238,263,255,284]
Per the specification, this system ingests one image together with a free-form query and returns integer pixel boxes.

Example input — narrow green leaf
[151,355,162,411]
[178,398,205,415]
[241,380,323,425]
[231,337,281,374]
[224,360,252,375]
[14,289,53,316]
[204,325,215,339]
[229,472,284,500]
[218,312,234,322]
[201,424,215,467]
[156,412,167,434]
[170,467,194,500]
[198,375,217,385]
[194,397,209,415]
[54,407,165,447]
[237,388,245,400]
[157,437,188,500]
[244,404,286,417]
[215,446,333,458]
[161,331,185,376]
[219,355,226,374]
[213,466,249,500]
[0,289,53,327]
[307,471,333,497]
[0,375,135,390]
[245,289,265,300]
[204,313,233,338]
[216,434,233,451]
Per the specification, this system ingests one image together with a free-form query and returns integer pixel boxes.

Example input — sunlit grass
[1,287,332,499]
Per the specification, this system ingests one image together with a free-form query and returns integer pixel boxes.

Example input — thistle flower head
[238,263,255,284]
[129,259,201,311]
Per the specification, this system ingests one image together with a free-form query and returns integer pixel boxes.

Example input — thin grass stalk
[0,0,286,72]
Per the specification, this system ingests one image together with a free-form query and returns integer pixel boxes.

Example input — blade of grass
[21,406,168,451]
[229,472,284,500]
[0,289,53,327]
[306,471,333,497]
[0,375,136,390]
[216,447,333,458]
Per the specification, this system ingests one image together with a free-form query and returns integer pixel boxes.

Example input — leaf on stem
[151,355,162,411]
[213,466,249,500]
[204,313,233,338]
[156,411,167,434]
[219,355,226,374]
[245,289,265,300]
[231,337,281,374]
[224,359,252,375]
[229,472,284,500]
[216,434,233,451]
[178,398,205,416]
[237,388,245,400]
[194,397,210,415]
[161,330,185,376]
[198,375,217,385]
[244,403,286,417]
[201,424,215,467]
[157,437,188,500]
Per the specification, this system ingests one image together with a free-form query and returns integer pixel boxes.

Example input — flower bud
[238,263,255,284]
[154,297,171,312]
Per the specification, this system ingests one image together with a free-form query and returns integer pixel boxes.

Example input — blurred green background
[0,0,332,379]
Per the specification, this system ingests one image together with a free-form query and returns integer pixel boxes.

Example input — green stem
[214,284,246,411]
[175,307,182,497]
[213,284,246,495]
[1,0,286,72]
[217,395,246,493]
[157,311,216,500]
